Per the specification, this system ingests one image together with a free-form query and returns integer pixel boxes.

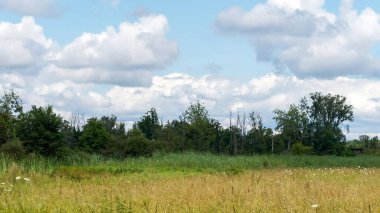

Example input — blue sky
[1,0,380,138]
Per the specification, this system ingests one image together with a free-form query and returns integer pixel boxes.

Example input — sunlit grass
[0,153,379,212]
[0,168,379,212]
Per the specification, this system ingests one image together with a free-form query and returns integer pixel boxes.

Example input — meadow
[0,153,379,212]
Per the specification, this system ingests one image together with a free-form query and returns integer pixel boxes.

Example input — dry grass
[0,167,379,212]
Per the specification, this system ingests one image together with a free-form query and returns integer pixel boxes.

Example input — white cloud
[54,15,178,72]
[0,17,54,72]
[47,14,178,86]
[0,15,177,86]
[216,0,380,78]
[0,0,59,17]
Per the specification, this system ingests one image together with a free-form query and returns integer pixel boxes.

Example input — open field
[0,153,379,212]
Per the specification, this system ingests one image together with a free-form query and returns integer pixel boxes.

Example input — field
[0,153,379,212]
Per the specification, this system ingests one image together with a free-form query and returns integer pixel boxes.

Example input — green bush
[79,118,110,153]
[291,142,312,155]
[0,139,26,159]
[17,105,66,157]
[123,128,153,157]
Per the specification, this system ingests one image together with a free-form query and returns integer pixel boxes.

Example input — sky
[0,0,380,138]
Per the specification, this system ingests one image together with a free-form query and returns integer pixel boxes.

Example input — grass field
[0,153,379,212]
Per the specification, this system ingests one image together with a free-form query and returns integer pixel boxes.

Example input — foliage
[0,90,23,144]
[274,104,308,151]
[291,142,312,155]
[0,89,371,158]
[136,108,160,140]
[181,100,209,124]
[274,92,354,155]
[302,92,354,154]
[123,128,153,157]
[0,139,25,159]
[17,105,66,157]
[79,118,110,153]
[245,112,273,154]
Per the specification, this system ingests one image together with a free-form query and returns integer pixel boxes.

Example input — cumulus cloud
[48,14,178,86]
[0,0,60,17]
[0,15,177,86]
[54,15,178,72]
[216,0,380,78]
[0,17,54,73]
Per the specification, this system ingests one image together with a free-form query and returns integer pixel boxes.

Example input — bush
[0,139,26,159]
[17,105,66,157]
[291,142,312,155]
[79,118,110,153]
[123,129,153,157]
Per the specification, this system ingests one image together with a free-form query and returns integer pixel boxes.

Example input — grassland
[0,153,379,212]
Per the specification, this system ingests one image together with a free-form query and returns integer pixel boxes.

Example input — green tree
[100,115,125,136]
[79,118,110,153]
[179,101,219,152]
[181,100,209,124]
[273,104,308,152]
[17,105,65,157]
[0,90,23,144]
[302,92,353,154]
[246,112,273,154]
[274,92,353,155]
[123,128,153,157]
[136,108,160,140]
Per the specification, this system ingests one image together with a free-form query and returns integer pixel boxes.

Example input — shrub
[17,105,66,157]
[291,142,312,155]
[123,128,153,157]
[79,118,110,153]
[0,139,25,159]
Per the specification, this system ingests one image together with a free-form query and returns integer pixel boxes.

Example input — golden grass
[0,167,379,212]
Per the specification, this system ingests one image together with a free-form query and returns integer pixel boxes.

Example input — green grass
[0,153,380,212]
[0,152,379,177]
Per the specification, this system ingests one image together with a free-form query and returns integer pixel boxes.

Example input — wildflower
[23,178,30,182]
[0,183,5,185]
[311,204,319,208]
[15,176,21,181]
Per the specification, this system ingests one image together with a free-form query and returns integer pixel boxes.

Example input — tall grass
[0,152,379,176]
[0,153,379,212]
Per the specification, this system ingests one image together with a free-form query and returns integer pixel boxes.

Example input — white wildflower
[23,178,30,182]
[15,176,21,181]
[311,204,319,208]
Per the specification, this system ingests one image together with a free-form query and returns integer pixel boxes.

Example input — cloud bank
[216,0,380,78]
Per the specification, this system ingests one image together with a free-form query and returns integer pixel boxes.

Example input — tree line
[0,89,378,158]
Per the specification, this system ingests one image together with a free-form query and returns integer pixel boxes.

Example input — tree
[274,92,353,155]
[246,112,273,154]
[79,118,110,153]
[0,90,23,144]
[123,128,153,157]
[179,101,220,152]
[17,105,65,157]
[181,100,209,124]
[303,92,354,154]
[273,104,308,152]
[136,108,160,140]
[100,115,125,136]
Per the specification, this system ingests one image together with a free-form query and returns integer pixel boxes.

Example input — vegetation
[0,153,378,212]
[1,90,378,159]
